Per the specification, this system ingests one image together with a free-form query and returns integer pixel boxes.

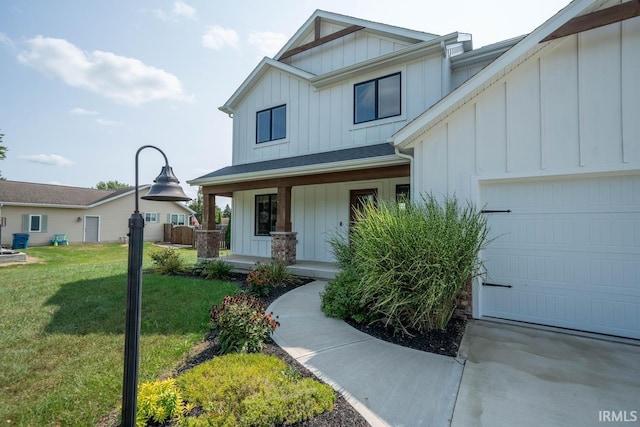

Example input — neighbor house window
[255,194,277,236]
[354,72,401,124]
[30,215,42,232]
[143,212,158,223]
[256,105,286,143]
[21,214,47,233]
[169,213,187,226]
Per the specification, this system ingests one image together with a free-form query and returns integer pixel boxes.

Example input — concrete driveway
[452,321,640,427]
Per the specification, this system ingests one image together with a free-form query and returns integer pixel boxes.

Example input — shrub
[149,247,187,275]
[136,378,192,427]
[347,194,490,333]
[246,261,298,296]
[326,229,355,270]
[210,294,279,354]
[191,259,233,280]
[176,353,335,426]
[320,267,369,323]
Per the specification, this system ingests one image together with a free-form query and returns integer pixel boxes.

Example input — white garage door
[480,174,640,339]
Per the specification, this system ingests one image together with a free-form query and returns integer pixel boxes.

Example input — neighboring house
[188,9,517,263]
[0,180,194,247]
[190,1,639,339]
[389,0,640,339]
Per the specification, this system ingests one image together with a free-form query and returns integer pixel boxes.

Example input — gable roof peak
[274,9,440,61]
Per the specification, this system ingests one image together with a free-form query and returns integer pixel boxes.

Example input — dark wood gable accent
[541,1,640,42]
[279,23,365,60]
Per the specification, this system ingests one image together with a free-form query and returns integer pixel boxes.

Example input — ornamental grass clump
[345,194,490,333]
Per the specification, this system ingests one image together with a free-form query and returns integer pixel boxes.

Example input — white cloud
[153,1,197,21]
[19,154,74,166]
[172,1,196,20]
[95,117,120,126]
[70,107,99,115]
[17,36,194,106]
[202,26,238,50]
[248,31,287,58]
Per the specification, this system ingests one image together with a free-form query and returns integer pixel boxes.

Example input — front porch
[221,254,339,280]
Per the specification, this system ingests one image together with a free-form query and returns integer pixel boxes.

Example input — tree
[188,188,203,223]
[222,204,232,218]
[95,180,130,190]
[0,130,7,180]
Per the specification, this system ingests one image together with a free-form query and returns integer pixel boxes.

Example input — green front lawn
[0,243,237,426]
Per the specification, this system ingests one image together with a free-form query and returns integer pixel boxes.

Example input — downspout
[394,146,414,200]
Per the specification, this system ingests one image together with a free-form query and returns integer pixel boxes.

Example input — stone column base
[454,277,473,319]
[270,232,297,265]
[196,229,222,260]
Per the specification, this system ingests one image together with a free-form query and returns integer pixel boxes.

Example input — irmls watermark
[598,410,638,423]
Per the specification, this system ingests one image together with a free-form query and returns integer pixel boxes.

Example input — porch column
[196,229,221,260]
[197,193,220,260]
[271,186,297,264]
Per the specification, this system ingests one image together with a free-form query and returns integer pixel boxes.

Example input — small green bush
[176,353,335,426]
[136,378,192,427]
[191,259,233,280]
[246,261,298,297]
[320,268,369,323]
[210,294,279,354]
[149,247,187,275]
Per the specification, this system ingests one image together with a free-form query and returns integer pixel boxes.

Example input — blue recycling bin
[12,233,29,249]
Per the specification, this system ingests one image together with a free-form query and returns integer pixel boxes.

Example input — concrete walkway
[269,280,640,427]
[267,281,464,427]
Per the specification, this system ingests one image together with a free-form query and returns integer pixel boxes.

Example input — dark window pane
[256,110,272,143]
[30,215,40,231]
[272,106,286,140]
[255,194,277,236]
[355,81,376,123]
[378,74,401,118]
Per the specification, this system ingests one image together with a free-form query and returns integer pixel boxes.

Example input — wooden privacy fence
[163,224,229,250]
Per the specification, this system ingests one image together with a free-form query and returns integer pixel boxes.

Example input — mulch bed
[104,273,466,426]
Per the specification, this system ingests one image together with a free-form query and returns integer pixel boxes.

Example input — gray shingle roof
[0,180,134,206]
[192,143,397,181]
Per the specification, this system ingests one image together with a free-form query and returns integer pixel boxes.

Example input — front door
[349,189,377,230]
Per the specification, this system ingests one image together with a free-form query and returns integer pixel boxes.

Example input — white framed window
[169,213,187,226]
[30,215,42,232]
[143,212,159,223]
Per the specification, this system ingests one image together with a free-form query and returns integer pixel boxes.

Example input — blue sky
[0,0,569,202]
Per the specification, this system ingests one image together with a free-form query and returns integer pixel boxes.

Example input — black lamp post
[121,145,191,427]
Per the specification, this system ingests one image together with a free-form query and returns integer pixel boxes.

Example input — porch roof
[188,143,405,186]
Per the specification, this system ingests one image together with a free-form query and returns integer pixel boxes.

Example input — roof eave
[219,58,316,113]
[188,155,408,187]
[311,32,467,89]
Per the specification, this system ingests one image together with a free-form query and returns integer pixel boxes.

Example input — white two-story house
[189,9,514,264]
[190,1,640,339]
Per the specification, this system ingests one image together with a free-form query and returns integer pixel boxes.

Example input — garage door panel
[481,174,640,339]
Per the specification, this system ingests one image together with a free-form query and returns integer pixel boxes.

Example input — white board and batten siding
[231,177,409,262]
[410,19,640,338]
[231,35,445,167]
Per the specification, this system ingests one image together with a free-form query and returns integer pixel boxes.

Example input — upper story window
[354,73,401,124]
[256,105,286,144]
